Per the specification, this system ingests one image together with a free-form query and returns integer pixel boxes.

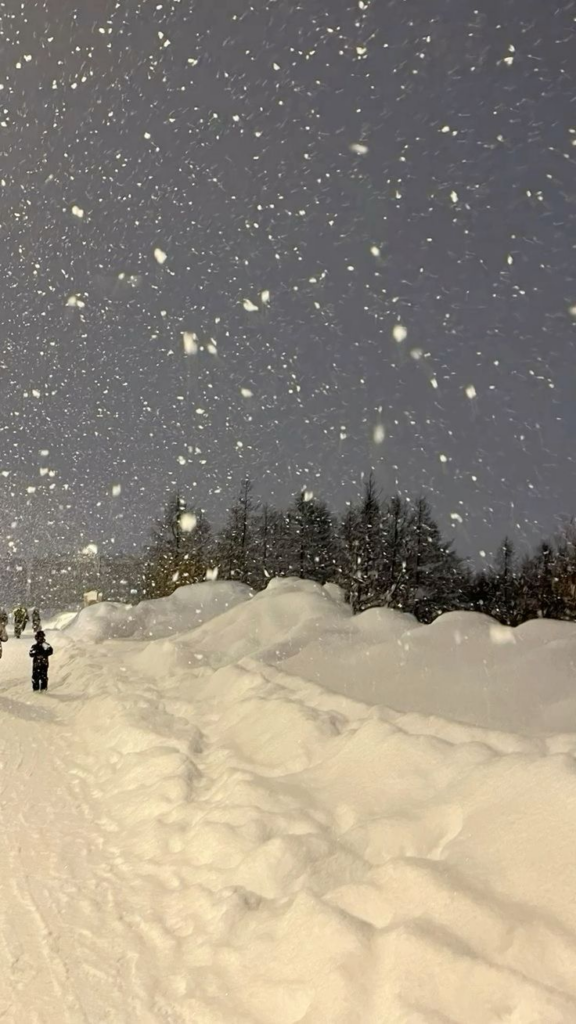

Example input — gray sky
[0,0,574,564]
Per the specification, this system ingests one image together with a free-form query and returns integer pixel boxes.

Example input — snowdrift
[62,576,576,734]
[61,580,253,641]
[2,577,576,1022]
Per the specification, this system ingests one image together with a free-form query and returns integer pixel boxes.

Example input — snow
[182,331,199,355]
[61,580,252,642]
[1,578,576,1022]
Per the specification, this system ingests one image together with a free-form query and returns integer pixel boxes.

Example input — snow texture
[1,578,575,1023]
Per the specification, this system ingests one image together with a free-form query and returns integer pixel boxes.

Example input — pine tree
[341,473,385,612]
[551,520,576,618]
[402,497,466,621]
[216,478,258,585]
[380,494,410,605]
[521,541,562,620]
[143,493,213,598]
[469,568,492,616]
[251,503,286,588]
[284,492,338,584]
[179,511,213,585]
[487,537,522,625]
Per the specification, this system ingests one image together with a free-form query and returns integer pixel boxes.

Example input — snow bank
[68,590,576,1023]
[60,580,253,642]
[2,577,576,1022]
[44,610,79,631]
[96,576,576,734]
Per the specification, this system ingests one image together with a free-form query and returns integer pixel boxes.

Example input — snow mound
[61,580,253,642]
[2,578,576,1022]
[44,610,80,631]
[176,576,351,668]
[65,622,576,1022]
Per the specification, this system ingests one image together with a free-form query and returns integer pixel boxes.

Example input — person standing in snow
[29,630,53,692]
[13,605,29,639]
[0,618,8,659]
[31,608,41,632]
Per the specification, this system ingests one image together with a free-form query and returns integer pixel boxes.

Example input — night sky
[0,0,575,564]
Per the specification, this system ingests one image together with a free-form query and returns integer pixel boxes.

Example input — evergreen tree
[469,568,492,617]
[341,473,385,612]
[551,520,576,618]
[284,492,338,584]
[486,537,523,625]
[402,497,466,621]
[251,503,287,587]
[180,511,213,585]
[520,541,562,620]
[216,478,258,585]
[143,492,212,598]
[380,494,410,605]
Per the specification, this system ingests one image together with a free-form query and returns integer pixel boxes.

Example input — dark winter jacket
[29,640,53,667]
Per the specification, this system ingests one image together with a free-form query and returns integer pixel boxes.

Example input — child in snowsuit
[0,620,8,658]
[31,608,41,632]
[0,609,8,657]
[29,630,53,691]
[13,605,29,639]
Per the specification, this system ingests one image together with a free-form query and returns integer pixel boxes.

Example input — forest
[9,476,574,626]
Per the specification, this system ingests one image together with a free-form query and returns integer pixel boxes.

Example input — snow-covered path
[1,582,576,1023]
[0,687,90,1023]
[0,639,165,1024]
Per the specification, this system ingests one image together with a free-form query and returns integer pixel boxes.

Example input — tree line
[8,478,576,624]
[141,478,576,626]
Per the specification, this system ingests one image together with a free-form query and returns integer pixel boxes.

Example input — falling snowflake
[183,331,199,355]
[180,512,197,533]
[392,324,407,343]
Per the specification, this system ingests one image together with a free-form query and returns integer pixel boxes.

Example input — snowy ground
[1,579,576,1023]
